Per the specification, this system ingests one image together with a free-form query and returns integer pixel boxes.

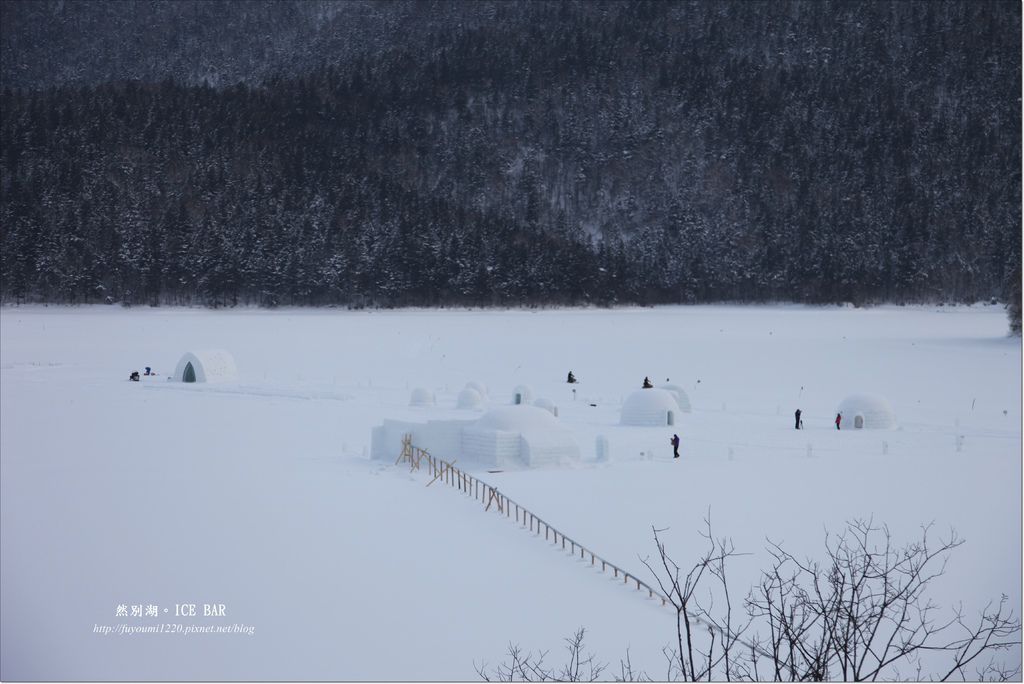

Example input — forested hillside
[1,0,1020,308]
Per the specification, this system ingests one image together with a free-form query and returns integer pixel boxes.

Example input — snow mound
[464,381,489,400]
[661,383,692,412]
[475,405,559,432]
[532,397,558,416]
[620,389,682,426]
[172,350,237,384]
[409,387,436,407]
[837,394,896,429]
[456,387,484,410]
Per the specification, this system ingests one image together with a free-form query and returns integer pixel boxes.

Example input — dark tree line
[0,0,1020,311]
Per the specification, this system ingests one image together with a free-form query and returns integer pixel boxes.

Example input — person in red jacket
[835,412,842,430]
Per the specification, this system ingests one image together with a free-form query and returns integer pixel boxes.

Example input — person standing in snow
[643,376,653,389]
[670,433,680,459]
[795,408,802,429]
[835,412,842,430]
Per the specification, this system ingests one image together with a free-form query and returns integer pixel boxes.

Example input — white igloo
[462,405,580,467]
[837,394,896,429]
[661,383,692,412]
[465,381,489,400]
[172,350,237,384]
[532,397,558,417]
[456,387,484,410]
[620,389,682,426]
[511,384,534,405]
[409,387,436,407]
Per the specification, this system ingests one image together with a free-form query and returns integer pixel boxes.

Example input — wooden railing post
[402,438,675,616]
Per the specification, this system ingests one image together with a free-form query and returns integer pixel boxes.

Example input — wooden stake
[426,459,457,487]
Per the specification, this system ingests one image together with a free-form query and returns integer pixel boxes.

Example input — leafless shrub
[479,516,1020,681]
[476,627,607,682]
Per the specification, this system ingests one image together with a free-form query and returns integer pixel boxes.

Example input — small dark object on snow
[642,376,653,389]
[795,408,803,429]
[129,371,140,382]
[567,371,577,384]
[670,433,680,458]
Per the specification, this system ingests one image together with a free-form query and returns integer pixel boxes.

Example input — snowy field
[1,304,1020,680]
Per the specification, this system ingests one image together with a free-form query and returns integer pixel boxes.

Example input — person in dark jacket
[795,408,803,429]
[642,376,653,389]
[567,371,577,384]
[129,371,140,382]
[670,433,680,458]
[835,412,842,430]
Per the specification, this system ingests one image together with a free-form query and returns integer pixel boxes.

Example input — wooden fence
[397,435,670,608]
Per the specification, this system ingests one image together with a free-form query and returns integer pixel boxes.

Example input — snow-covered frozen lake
[1,304,1020,680]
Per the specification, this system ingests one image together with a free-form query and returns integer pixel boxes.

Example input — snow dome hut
[456,387,484,410]
[620,389,682,426]
[172,350,237,384]
[464,381,489,400]
[837,394,896,429]
[661,383,692,413]
[462,405,580,468]
[511,384,534,405]
[409,387,436,407]
[532,397,558,417]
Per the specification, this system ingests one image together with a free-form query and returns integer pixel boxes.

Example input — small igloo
[532,397,558,417]
[621,389,681,426]
[511,384,534,405]
[172,350,237,384]
[661,383,692,413]
[837,394,896,429]
[409,387,436,407]
[465,381,489,400]
[456,387,484,410]
[462,405,580,467]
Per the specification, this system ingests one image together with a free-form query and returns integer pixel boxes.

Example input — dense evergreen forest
[0,0,1020,314]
